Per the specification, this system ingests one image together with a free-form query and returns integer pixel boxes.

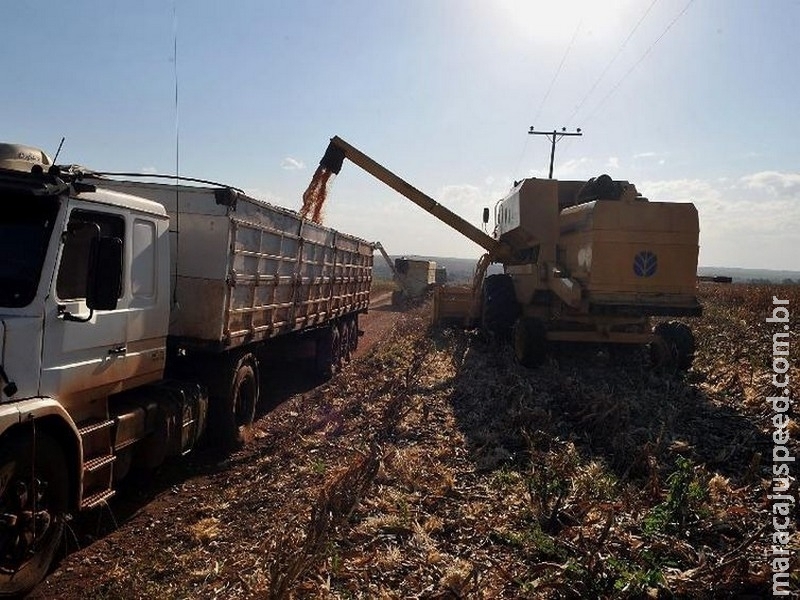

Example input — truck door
[125,215,169,387]
[40,205,130,417]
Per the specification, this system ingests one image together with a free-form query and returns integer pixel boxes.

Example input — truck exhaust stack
[299,140,347,224]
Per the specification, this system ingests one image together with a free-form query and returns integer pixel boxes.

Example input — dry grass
[33,284,799,599]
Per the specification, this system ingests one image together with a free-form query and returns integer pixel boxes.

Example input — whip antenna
[52,137,65,164]
[172,0,181,306]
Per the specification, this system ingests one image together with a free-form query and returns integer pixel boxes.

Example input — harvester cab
[318,136,701,371]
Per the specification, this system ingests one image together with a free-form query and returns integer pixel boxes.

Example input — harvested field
[30,284,799,598]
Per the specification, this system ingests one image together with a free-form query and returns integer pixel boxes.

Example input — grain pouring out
[299,140,346,224]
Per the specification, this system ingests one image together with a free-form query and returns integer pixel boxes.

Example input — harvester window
[57,210,125,301]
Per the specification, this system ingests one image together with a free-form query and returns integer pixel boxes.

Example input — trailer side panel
[86,179,372,350]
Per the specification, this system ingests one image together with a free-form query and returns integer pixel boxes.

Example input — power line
[513,19,583,178]
[581,0,695,126]
[566,0,658,126]
[532,20,583,127]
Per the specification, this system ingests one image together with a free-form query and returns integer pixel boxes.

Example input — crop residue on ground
[31,284,799,599]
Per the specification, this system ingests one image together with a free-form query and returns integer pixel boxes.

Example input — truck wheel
[513,317,547,367]
[482,274,519,339]
[651,321,695,372]
[342,321,353,363]
[0,433,68,596]
[315,325,340,380]
[349,316,359,352]
[212,354,259,448]
[331,325,343,371]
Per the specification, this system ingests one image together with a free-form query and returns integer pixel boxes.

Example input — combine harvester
[314,136,701,370]
[373,242,443,306]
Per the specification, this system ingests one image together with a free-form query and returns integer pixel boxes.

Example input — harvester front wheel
[513,317,547,368]
[482,274,519,339]
[391,290,404,307]
[651,321,695,372]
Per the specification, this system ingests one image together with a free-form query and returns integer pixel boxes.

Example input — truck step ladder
[77,418,116,509]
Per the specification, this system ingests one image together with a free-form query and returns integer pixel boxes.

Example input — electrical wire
[512,19,583,179]
[532,20,583,129]
[581,0,695,127]
[565,0,658,126]
[560,0,693,157]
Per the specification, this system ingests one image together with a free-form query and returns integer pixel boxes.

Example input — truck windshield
[0,194,60,308]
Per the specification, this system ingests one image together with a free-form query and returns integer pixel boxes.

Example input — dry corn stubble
[29,286,799,599]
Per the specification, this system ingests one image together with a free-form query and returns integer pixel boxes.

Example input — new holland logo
[633,251,658,277]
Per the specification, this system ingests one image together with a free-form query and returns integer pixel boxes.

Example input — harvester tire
[391,290,404,307]
[651,321,695,372]
[513,317,547,367]
[482,274,519,339]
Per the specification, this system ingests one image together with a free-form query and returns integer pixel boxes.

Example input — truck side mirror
[86,236,123,311]
[482,207,490,224]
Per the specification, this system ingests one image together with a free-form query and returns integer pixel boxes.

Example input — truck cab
[0,144,181,594]
[0,141,371,594]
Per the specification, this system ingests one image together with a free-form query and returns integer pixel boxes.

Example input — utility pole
[528,126,582,179]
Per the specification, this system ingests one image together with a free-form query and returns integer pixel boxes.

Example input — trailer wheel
[0,432,68,596]
[341,321,353,363]
[349,315,360,352]
[315,324,341,380]
[331,325,343,371]
[513,317,547,367]
[212,354,259,448]
[651,321,695,372]
[482,274,519,339]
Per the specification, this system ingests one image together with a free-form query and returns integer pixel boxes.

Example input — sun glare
[493,0,631,44]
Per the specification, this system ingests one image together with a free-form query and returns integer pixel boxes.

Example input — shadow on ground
[65,355,325,564]
[431,326,771,483]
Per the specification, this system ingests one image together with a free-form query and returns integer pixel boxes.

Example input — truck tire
[482,274,519,339]
[349,315,360,352]
[210,354,259,448]
[0,432,68,597]
[315,324,342,380]
[651,321,695,372]
[331,325,343,371]
[513,317,547,367]
[342,320,355,363]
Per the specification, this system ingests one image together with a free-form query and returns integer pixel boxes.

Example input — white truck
[0,143,372,594]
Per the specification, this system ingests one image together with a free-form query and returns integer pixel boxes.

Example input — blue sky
[5,0,799,269]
